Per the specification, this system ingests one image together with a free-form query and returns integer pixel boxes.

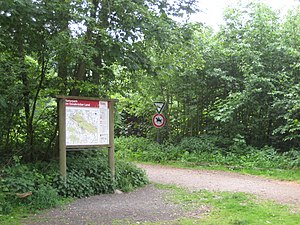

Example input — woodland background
[1,0,300,163]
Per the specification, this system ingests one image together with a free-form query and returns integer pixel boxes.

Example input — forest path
[138,164,300,208]
[24,164,300,225]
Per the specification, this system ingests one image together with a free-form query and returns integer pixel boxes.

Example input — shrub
[29,185,61,210]
[52,170,97,198]
[0,150,149,215]
[179,136,224,153]
[115,136,162,161]
[282,149,300,168]
[52,151,148,197]
[0,161,63,214]
[0,200,13,215]
[115,136,300,170]
[115,161,148,192]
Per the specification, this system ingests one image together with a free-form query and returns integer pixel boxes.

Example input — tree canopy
[0,0,299,162]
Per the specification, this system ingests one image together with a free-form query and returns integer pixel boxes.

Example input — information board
[65,99,109,146]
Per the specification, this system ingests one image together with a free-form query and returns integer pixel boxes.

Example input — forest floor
[23,164,300,225]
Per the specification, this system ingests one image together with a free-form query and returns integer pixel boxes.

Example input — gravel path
[138,164,300,208]
[23,164,300,224]
[23,185,186,225]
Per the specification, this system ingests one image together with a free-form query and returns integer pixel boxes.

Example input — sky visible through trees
[190,0,300,30]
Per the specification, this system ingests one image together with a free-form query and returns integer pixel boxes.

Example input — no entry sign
[152,113,166,128]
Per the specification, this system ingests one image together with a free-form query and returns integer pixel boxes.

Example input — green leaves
[1,0,300,160]
[204,2,300,148]
[0,0,199,160]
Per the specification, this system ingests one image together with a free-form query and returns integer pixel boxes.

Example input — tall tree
[0,0,198,161]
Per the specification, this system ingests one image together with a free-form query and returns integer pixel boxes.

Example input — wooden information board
[57,96,118,179]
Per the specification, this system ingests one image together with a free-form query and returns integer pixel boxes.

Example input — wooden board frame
[57,95,118,179]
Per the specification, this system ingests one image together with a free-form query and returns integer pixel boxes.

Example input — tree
[208,2,300,150]
[0,0,198,161]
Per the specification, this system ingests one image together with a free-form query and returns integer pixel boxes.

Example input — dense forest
[0,0,300,163]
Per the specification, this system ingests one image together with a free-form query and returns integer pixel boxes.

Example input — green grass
[0,196,73,225]
[0,207,28,225]
[155,184,300,225]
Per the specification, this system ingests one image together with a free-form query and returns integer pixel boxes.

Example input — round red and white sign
[152,113,166,128]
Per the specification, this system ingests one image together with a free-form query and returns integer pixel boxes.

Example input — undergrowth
[0,150,148,222]
[115,136,300,181]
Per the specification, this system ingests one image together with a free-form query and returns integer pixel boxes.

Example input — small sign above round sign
[152,113,166,128]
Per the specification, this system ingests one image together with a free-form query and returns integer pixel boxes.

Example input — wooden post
[58,98,67,178]
[108,101,115,179]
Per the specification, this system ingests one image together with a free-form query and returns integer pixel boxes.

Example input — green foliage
[115,161,149,192]
[0,162,63,215]
[51,151,148,197]
[115,136,162,161]
[116,136,300,171]
[179,136,229,153]
[0,0,198,161]
[0,151,148,218]
[53,170,98,198]
[52,152,114,198]
[29,185,61,210]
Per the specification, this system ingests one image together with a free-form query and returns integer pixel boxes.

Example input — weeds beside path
[138,163,300,209]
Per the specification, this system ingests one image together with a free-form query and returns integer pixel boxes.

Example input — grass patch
[155,184,300,225]
[0,207,28,225]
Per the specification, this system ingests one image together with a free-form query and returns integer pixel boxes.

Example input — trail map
[65,99,109,146]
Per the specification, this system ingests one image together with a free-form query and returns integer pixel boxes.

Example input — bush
[179,136,225,153]
[29,185,61,210]
[0,161,63,214]
[115,161,148,192]
[0,150,149,216]
[52,170,98,198]
[115,136,162,161]
[115,136,300,170]
[282,149,300,168]
[52,151,148,197]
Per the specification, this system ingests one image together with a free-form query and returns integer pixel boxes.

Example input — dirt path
[138,164,300,207]
[23,185,186,225]
[24,164,300,224]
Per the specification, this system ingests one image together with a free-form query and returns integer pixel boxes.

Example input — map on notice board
[65,99,109,146]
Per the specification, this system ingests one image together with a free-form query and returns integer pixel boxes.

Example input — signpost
[57,96,118,179]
